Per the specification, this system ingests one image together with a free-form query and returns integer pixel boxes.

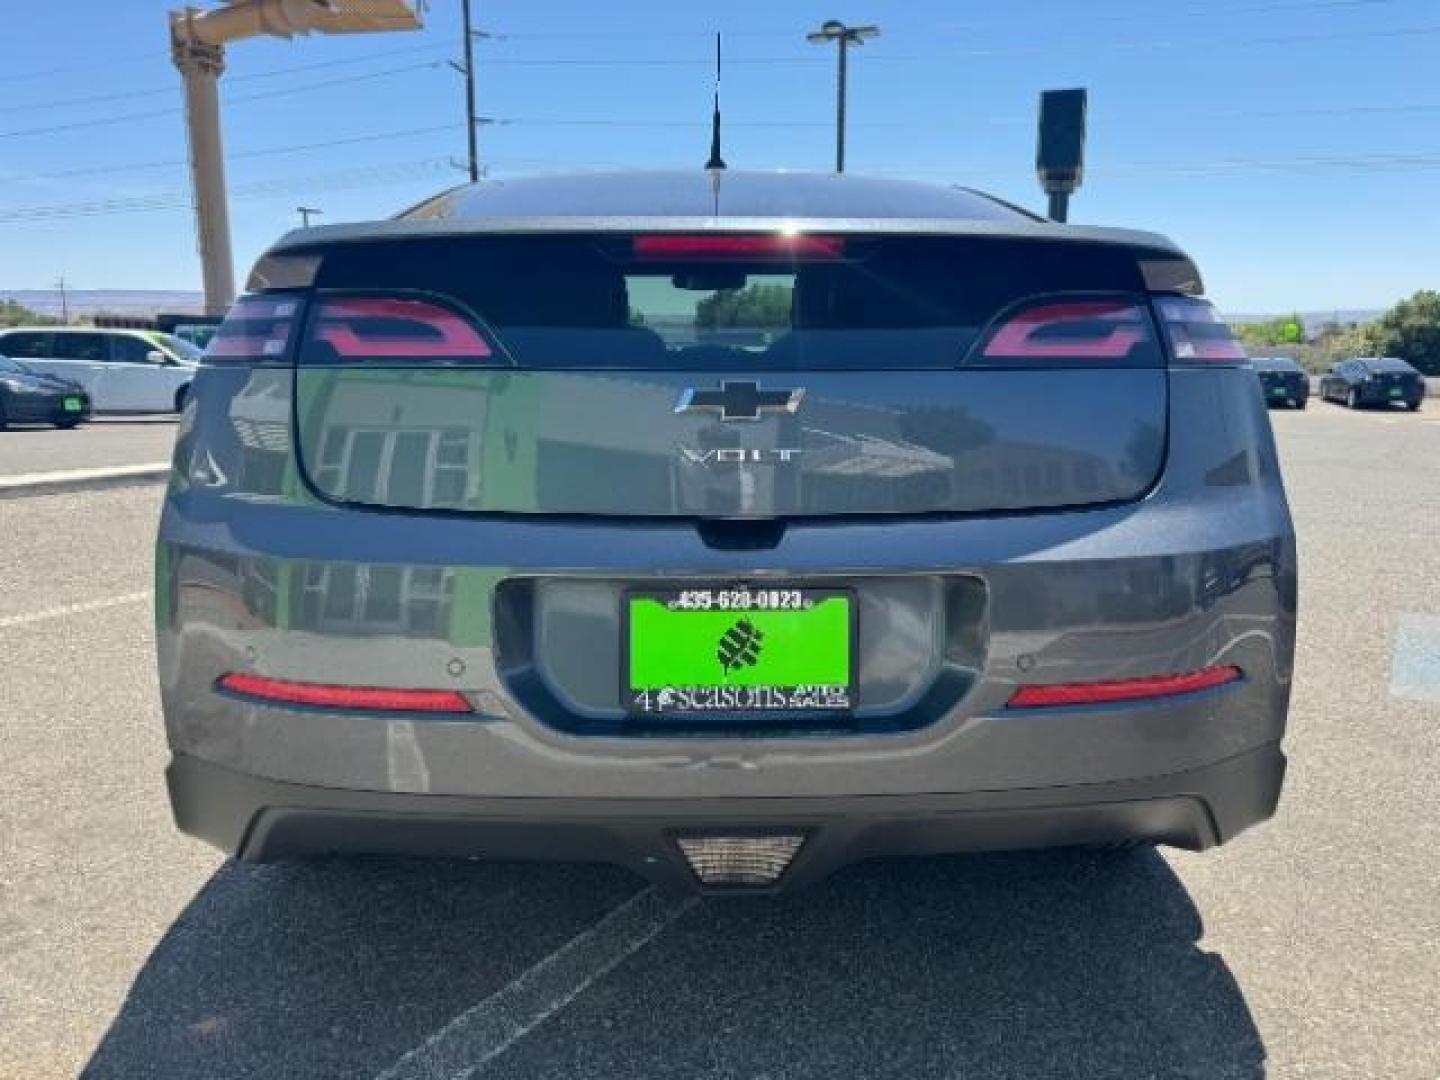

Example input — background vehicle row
[1318,356,1425,410]
[0,327,198,413]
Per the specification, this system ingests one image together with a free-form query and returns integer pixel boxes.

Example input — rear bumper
[168,744,1285,892]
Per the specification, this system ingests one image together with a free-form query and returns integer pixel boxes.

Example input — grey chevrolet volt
[157,171,1295,891]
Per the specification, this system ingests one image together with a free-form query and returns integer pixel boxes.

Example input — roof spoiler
[247,222,1204,296]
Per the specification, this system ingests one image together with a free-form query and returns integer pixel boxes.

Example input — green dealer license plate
[62,396,83,412]
[624,587,855,717]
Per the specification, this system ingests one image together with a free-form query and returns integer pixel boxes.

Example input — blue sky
[1,0,1437,314]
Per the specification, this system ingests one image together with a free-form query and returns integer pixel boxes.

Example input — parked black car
[1251,356,1310,409]
[0,354,91,428]
[1320,357,1424,411]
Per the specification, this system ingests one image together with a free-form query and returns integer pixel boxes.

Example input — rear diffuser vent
[676,835,805,886]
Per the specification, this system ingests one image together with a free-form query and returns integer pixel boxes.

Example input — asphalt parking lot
[2,404,1438,1079]
[0,416,177,478]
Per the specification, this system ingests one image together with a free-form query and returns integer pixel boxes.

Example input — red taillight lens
[1007,665,1242,709]
[980,298,1151,360]
[631,234,845,260]
[218,672,473,714]
[206,295,302,361]
[307,296,496,362]
[1157,297,1247,362]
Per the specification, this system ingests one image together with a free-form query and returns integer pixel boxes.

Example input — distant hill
[1225,309,1383,330]
[0,289,204,320]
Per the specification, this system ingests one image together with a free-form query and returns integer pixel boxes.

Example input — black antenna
[705,32,727,171]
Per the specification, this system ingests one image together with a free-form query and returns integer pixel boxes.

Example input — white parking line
[1391,614,1440,704]
[375,888,698,1080]
[0,462,170,498]
[0,591,149,631]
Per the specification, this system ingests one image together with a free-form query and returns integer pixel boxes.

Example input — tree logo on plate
[717,618,765,675]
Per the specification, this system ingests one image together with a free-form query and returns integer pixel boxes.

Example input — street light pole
[806,20,879,174]
[168,1,424,316]
[297,206,323,228]
[171,16,234,317]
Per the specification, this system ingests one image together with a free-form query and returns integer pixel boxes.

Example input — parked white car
[0,327,200,413]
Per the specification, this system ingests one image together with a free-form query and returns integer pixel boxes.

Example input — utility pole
[462,0,479,182]
[54,275,70,325]
[168,1,425,317]
[452,0,489,182]
[297,206,323,228]
[806,20,879,174]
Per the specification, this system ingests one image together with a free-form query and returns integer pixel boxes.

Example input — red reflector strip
[314,297,494,358]
[218,672,472,714]
[1007,665,1242,709]
[981,299,1147,359]
[631,234,844,259]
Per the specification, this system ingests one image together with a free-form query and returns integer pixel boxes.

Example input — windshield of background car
[148,332,204,363]
[1365,358,1416,374]
[306,233,1159,370]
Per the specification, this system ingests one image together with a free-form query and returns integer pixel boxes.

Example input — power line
[9,149,1440,225]
[0,159,458,224]
[0,61,441,140]
[930,0,1405,31]
[472,0,1405,39]
[487,99,1440,128]
[0,51,164,85]
[0,41,454,114]
[7,97,1440,185]
[9,124,460,182]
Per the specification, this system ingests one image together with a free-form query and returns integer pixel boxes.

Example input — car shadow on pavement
[83,848,1264,1079]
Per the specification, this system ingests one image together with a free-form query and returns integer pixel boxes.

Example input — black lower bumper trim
[167,745,1285,892]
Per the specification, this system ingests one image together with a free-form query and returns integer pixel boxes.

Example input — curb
[0,463,171,500]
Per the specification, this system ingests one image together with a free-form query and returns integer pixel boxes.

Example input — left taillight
[205,294,303,363]
[299,294,500,365]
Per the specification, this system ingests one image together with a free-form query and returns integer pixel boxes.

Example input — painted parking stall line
[1391,614,1440,704]
[376,888,698,1080]
[0,591,149,631]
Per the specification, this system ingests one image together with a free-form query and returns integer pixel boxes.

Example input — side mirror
[146,350,170,365]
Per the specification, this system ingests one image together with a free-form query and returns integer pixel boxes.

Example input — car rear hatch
[264,232,1180,518]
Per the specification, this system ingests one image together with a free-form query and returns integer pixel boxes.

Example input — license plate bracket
[623,586,856,718]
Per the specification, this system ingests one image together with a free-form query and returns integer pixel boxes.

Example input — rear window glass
[1364,358,1415,374]
[310,234,1153,370]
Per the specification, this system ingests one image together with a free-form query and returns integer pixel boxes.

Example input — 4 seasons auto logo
[717,618,766,676]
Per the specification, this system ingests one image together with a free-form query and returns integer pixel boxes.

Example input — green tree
[1317,321,1385,366]
[694,283,793,330]
[1233,313,1305,350]
[0,298,55,327]
[1369,289,1440,375]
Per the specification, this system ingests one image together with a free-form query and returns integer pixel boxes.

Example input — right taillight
[1156,296,1247,362]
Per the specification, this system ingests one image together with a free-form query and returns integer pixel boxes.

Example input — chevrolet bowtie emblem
[674,380,805,422]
